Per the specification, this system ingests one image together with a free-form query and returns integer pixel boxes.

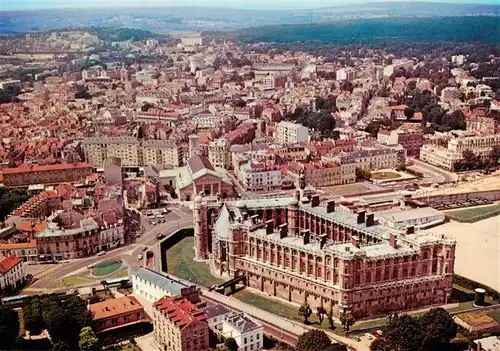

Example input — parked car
[97,251,106,256]
[142,246,148,251]
[377,330,383,336]
[157,233,165,239]
[352,335,361,342]
[138,254,143,260]
[365,333,373,340]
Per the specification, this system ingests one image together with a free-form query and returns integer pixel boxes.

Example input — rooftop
[154,295,207,329]
[0,256,22,275]
[90,296,144,321]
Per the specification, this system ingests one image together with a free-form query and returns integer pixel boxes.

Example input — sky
[2,0,499,11]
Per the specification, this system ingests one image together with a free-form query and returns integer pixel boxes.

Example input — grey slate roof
[132,268,192,295]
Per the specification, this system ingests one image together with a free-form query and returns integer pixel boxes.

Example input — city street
[408,158,458,183]
[23,205,193,292]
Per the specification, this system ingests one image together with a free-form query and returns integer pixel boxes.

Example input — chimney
[311,195,320,207]
[250,214,259,225]
[406,226,415,235]
[326,200,335,213]
[295,190,301,202]
[351,236,359,248]
[390,233,397,248]
[366,213,374,227]
[279,223,287,239]
[357,211,366,224]
[302,229,310,245]
[266,220,274,234]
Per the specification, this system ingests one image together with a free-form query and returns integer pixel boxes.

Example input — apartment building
[1,163,93,187]
[288,161,350,187]
[0,256,24,291]
[82,137,180,168]
[336,68,356,81]
[383,61,414,77]
[208,138,232,169]
[36,219,101,259]
[238,161,282,192]
[153,295,210,351]
[378,129,425,157]
[275,121,309,146]
[420,133,500,170]
[337,148,399,172]
[142,140,181,167]
[0,240,38,263]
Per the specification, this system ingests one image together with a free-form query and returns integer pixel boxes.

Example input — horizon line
[2,0,500,13]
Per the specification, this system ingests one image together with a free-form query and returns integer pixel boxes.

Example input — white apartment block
[383,61,414,77]
[441,87,458,102]
[181,35,204,47]
[192,113,225,129]
[82,137,180,168]
[208,138,232,169]
[238,161,282,192]
[0,256,24,290]
[336,68,356,81]
[420,134,500,170]
[275,121,309,145]
[337,148,399,172]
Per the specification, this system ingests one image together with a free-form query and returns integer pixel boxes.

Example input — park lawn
[92,259,122,276]
[445,204,500,221]
[321,183,370,195]
[371,171,402,180]
[49,276,93,288]
[166,237,224,287]
[232,289,326,327]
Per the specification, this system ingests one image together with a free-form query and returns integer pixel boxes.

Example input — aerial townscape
[0,2,499,351]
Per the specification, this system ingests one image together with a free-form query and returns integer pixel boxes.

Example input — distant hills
[222,16,500,45]
[0,2,499,34]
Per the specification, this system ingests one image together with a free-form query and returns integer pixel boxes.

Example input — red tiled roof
[154,295,207,330]
[1,163,93,175]
[0,240,36,251]
[90,296,144,321]
[0,256,22,274]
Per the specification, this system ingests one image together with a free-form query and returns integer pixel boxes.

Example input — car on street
[352,336,361,342]
[157,233,165,239]
[97,251,106,256]
[377,330,383,336]
[138,254,143,260]
[142,246,148,251]
[365,333,373,340]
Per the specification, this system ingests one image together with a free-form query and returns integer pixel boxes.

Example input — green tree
[419,308,457,351]
[45,309,82,348]
[325,344,348,351]
[79,327,100,351]
[356,168,372,181]
[52,341,72,351]
[224,337,238,351]
[383,315,424,351]
[0,305,20,348]
[298,303,312,324]
[296,329,331,351]
[339,312,355,332]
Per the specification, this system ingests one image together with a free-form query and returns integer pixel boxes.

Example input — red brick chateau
[193,190,456,318]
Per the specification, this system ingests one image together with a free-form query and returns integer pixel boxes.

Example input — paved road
[409,158,458,183]
[24,206,193,292]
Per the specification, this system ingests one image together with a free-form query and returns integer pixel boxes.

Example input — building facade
[275,122,309,146]
[90,296,148,333]
[82,137,181,168]
[0,240,38,263]
[208,139,232,170]
[0,256,24,290]
[238,161,282,192]
[153,295,210,351]
[194,193,456,319]
[1,163,93,187]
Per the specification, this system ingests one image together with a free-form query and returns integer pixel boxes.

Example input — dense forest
[223,17,500,45]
